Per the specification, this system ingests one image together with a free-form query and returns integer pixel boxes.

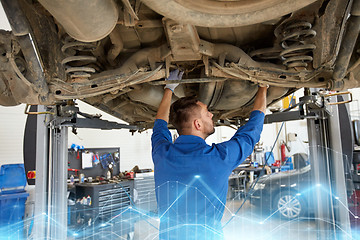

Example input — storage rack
[74,180,134,240]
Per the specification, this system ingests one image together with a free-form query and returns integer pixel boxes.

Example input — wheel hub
[278,195,301,218]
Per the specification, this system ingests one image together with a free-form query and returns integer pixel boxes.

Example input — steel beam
[62,117,139,130]
[264,110,316,124]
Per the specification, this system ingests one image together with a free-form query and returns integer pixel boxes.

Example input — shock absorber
[61,37,98,80]
[276,21,316,68]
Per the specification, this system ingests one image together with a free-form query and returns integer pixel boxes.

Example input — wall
[0,3,10,30]
[69,101,228,171]
[0,100,223,171]
[1,89,359,169]
[2,88,358,168]
[68,101,156,171]
[350,88,360,120]
[0,1,25,165]
[258,89,310,160]
[0,105,28,165]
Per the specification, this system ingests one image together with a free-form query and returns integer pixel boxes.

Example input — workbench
[235,165,279,180]
[228,165,280,199]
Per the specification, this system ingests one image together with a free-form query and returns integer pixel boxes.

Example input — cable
[222,93,295,228]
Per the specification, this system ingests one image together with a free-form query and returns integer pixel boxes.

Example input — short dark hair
[169,96,201,134]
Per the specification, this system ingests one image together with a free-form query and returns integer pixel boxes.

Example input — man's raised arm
[252,86,267,113]
[155,69,183,122]
[156,88,174,122]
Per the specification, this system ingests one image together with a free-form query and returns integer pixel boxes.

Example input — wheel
[273,191,306,219]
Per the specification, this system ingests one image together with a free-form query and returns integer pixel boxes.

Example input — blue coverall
[151,110,265,240]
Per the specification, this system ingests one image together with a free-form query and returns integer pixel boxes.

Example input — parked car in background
[250,153,314,219]
[250,152,359,223]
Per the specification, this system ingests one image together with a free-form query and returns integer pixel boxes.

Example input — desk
[235,166,279,175]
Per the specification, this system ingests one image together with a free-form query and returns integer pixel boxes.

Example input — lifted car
[1,0,360,129]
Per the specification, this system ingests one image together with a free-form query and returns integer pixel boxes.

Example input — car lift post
[329,95,352,240]
[48,118,68,239]
[33,105,49,240]
[306,89,351,240]
[31,103,139,240]
[264,88,352,239]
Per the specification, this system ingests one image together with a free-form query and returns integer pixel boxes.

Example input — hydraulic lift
[29,102,139,240]
[264,88,354,240]
[29,88,355,239]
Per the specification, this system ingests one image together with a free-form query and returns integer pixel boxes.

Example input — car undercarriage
[1,0,360,129]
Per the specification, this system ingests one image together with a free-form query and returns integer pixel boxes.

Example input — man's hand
[156,69,183,122]
[164,69,184,92]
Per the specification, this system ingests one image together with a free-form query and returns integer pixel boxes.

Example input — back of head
[170,96,200,135]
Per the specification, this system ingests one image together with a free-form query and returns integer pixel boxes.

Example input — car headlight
[253,183,266,190]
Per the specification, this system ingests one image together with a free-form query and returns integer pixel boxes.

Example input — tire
[273,191,306,219]
[141,0,317,27]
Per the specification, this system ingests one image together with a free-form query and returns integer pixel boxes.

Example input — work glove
[165,69,184,92]
[259,83,269,88]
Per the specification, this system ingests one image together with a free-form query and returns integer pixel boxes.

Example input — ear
[193,118,202,131]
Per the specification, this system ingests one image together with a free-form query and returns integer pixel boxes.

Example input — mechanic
[152,70,267,240]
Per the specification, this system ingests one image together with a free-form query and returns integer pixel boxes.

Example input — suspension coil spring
[277,21,316,68]
[61,37,98,79]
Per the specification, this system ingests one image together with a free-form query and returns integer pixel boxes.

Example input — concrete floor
[132,200,318,240]
[222,200,317,240]
[22,197,357,240]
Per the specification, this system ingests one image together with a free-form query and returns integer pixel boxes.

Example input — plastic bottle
[80,173,85,183]
[87,196,91,206]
